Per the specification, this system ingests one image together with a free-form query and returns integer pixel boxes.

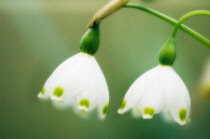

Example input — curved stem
[87,0,129,28]
[171,10,210,38]
[124,3,210,47]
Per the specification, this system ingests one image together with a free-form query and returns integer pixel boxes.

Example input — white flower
[118,65,191,125]
[38,52,109,119]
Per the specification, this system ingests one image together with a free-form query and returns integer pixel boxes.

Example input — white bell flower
[118,65,191,125]
[38,52,109,119]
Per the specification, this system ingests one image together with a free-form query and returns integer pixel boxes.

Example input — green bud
[80,25,100,55]
[159,38,176,66]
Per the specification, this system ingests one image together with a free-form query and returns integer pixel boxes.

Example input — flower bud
[80,25,100,55]
[159,38,176,66]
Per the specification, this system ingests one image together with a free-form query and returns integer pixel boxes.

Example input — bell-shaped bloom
[38,52,109,119]
[118,65,191,125]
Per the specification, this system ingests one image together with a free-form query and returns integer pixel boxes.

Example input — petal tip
[143,114,153,119]
[119,100,126,111]
[38,93,43,98]
[51,96,63,101]
[131,107,141,118]
[177,119,187,125]
[38,88,46,98]
[77,99,90,114]
[118,109,123,114]
[53,87,64,98]
[99,114,106,120]
[102,103,109,115]
[143,107,155,119]
[79,99,90,108]
[179,108,187,121]
[38,93,48,99]
[78,106,89,112]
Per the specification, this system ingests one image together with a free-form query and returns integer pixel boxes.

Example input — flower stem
[87,0,129,28]
[124,3,210,47]
[171,10,210,39]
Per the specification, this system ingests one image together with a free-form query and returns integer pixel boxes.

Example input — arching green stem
[171,10,210,38]
[124,3,210,47]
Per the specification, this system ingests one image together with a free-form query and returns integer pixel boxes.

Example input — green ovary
[144,107,155,116]
[179,108,187,121]
[53,87,64,97]
[79,99,90,108]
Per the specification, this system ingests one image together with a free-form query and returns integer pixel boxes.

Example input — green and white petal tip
[131,107,142,118]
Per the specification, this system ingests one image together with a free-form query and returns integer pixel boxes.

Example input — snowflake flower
[38,25,109,119]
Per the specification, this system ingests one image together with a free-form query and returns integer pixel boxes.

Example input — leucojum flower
[118,38,191,125]
[38,25,109,119]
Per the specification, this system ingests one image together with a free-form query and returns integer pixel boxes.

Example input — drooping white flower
[38,52,109,119]
[118,65,191,125]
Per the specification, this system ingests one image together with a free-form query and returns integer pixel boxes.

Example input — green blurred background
[1,0,210,138]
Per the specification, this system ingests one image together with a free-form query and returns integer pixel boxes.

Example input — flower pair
[38,26,191,125]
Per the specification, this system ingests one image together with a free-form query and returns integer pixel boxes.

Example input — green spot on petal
[40,87,45,95]
[120,100,126,110]
[53,87,64,97]
[144,107,155,116]
[179,108,187,121]
[102,103,109,115]
[79,99,90,108]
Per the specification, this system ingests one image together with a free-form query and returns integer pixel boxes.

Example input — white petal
[118,65,162,114]
[38,53,92,101]
[92,58,109,119]
[74,59,99,112]
[51,98,75,110]
[162,66,191,125]
[73,108,90,119]
[71,56,109,119]
[139,69,166,119]
[131,107,142,118]
[160,109,174,123]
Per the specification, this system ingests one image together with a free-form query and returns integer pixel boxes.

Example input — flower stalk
[170,10,210,38]
[87,2,210,47]
[158,10,210,66]
[87,0,130,28]
[124,3,210,47]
